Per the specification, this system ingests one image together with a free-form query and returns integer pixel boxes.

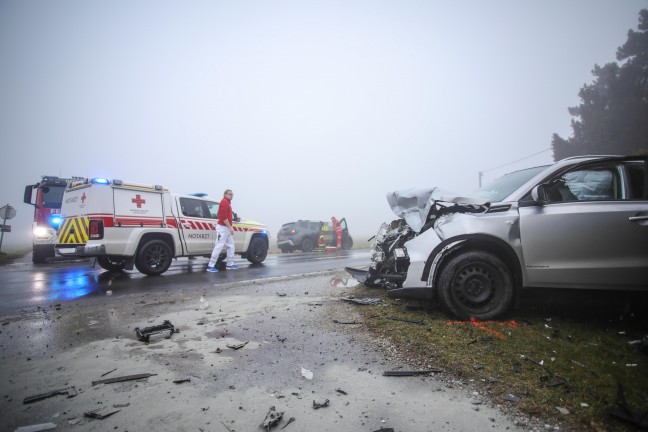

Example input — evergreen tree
[552,9,648,160]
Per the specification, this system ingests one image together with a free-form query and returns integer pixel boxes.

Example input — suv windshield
[470,165,548,202]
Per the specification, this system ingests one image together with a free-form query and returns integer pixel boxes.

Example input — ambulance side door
[177,197,216,254]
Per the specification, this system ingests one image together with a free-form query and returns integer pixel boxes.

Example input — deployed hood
[386,188,490,233]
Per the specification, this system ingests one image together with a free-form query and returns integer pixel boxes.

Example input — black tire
[247,236,268,264]
[437,250,514,320]
[97,256,127,272]
[32,245,54,264]
[301,237,315,252]
[279,247,293,253]
[135,240,172,276]
[341,236,353,250]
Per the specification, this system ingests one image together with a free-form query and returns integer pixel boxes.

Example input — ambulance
[55,177,269,275]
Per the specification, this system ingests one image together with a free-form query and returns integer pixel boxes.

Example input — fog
[0,1,644,252]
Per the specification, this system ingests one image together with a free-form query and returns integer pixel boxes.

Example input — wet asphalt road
[0,250,370,317]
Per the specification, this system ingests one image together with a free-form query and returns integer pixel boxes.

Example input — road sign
[0,224,10,233]
[0,205,16,220]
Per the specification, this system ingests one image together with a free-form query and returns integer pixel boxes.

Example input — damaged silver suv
[347,155,648,320]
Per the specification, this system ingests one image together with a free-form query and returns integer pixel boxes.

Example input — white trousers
[208,225,235,266]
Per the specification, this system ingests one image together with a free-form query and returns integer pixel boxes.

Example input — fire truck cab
[23,176,77,263]
[55,177,269,275]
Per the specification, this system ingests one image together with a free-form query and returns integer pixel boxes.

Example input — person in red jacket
[207,189,239,272]
[331,216,342,249]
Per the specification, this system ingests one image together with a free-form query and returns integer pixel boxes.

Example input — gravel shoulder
[1,272,529,432]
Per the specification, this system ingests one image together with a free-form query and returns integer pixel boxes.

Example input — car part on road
[23,386,77,404]
[84,407,121,420]
[91,373,158,386]
[383,370,442,376]
[312,399,330,409]
[135,320,176,342]
[260,406,284,431]
[227,341,249,350]
[280,417,295,430]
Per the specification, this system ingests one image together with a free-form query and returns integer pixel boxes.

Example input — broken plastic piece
[14,423,57,432]
[333,320,358,324]
[92,373,157,386]
[383,369,441,376]
[23,386,77,404]
[173,378,191,384]
[556,406,570,415]
[226,341,249,350]
[341,297,381,305]
[135,320,175,342]
[504,394,519,402]
[84,407,121,420]
[199,296,209,309]
[280,417,295,430]
[313,399,329,409]
[301,367,313,380]
[260,406,284,431]
[336,388,348,395]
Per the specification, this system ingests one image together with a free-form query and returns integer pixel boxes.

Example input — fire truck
[23,176,80,263]
[55,177,269,275]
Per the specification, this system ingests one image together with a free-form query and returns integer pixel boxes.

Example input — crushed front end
[346,187,490,297]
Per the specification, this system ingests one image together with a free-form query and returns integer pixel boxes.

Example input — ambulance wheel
[136,240,172,276]
[97,256,126,272]
[247,237,268,264]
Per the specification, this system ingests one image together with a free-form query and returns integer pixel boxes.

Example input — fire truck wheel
[97,256,126,272]
[135,240,173,276]
[247,236,268,264]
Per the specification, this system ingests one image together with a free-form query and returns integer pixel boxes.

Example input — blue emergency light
[49,214,62,228]
[91,177,110,185]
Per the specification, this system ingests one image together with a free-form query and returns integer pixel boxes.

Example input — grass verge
[348,283,648,431]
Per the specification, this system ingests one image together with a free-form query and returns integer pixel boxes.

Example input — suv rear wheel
[135,240,172,276]
[301,237,315,252]
[437,250,514,320]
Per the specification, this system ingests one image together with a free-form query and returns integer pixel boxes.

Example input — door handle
[629,216,648,222]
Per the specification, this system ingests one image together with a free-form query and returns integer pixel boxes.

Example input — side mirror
[531,184,549,205]
[23,185,35,205]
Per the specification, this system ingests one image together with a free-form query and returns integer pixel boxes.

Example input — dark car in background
[277,218,353,252]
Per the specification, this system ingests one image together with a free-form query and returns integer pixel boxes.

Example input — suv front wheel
[437,250,514,320]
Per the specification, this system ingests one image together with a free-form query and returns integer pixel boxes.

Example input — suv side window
[626,162,647,199]
[545,166,620,202]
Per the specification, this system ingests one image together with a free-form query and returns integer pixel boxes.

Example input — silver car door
[519,164,648,289]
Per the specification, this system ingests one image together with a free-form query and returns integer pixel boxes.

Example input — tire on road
[135,239,172,276]
[437,250,514,320]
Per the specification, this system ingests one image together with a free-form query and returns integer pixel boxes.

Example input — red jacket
[218,197,233,227]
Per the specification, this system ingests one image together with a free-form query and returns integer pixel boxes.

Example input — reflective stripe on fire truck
[58,216,89,244]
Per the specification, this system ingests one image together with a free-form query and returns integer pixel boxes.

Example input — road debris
[333,319,358,324]
[280,417,295,429]
[14,422,57,432]
[556,406,570,415]
[504,394,519,402]
[313,399,330,409]
[220,420,235,432]
[383,369,441,376]
[173,378,191,384]
[23,386,77,404]
[300,367,313,380]
[226,341,249,350]
[199,296,209,309]
[92,373,157,386]
[100,368,117,377]
[84,407,121,420]
[335,388,347,395]
[260,406,284,431]
[607,383,648,428]
[276,292,287,297]
[372,428,395,432]
[341,297,381,305]
[134,320,176,342]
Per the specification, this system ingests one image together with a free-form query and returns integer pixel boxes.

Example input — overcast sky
[0,0,645,251]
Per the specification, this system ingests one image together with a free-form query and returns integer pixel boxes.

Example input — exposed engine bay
[346,187,490,291]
